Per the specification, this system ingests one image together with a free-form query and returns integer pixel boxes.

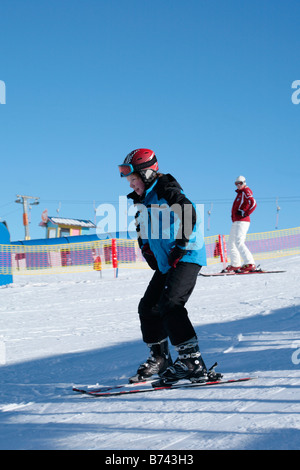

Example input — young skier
[118,148,221,385]
[223,175,257,273]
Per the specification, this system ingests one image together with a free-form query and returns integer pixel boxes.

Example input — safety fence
[0,238,143,276]
[0,227,299,276]
[206,226,300,264]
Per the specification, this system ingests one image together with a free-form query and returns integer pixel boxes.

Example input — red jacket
[231,186,257,222]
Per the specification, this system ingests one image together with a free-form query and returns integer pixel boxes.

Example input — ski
[72,378,157,395]
[200,270,285,277]
[73,377,255,397]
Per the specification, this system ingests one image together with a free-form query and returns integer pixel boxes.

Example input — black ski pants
[138,262,201,346]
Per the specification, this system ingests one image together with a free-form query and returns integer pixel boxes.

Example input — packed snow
[0,256,300,450]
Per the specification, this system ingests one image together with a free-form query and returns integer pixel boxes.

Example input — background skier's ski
[200,270,286,277]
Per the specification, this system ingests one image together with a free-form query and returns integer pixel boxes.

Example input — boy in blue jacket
[119,149,220,385]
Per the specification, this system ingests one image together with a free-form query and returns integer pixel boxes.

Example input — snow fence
[0,226,300,276]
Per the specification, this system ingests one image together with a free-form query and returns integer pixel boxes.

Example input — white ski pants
[228,221,255,267]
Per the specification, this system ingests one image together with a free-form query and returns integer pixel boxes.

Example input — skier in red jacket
[223,176,257,273]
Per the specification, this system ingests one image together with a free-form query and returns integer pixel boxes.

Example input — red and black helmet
[118,148,159,183]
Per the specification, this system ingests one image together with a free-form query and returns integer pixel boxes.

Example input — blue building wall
[11,231,137,246]
[9,232,137,272]
[0,222,13,286]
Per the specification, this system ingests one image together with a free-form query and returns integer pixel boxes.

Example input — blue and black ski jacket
[127,174,207,273]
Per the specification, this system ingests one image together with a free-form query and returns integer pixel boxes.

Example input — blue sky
[0,0,299,241]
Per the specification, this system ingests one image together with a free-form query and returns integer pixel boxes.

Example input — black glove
[168,245,187,268]
[142,243,158,270]
[236,209,246,218]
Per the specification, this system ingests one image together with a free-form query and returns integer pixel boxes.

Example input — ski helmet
[235,175,246,184]
[118,148,159,184]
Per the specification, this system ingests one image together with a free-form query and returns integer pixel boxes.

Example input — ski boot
[129,338,173,383]
[155,338,209,386]
[237,264,257,273]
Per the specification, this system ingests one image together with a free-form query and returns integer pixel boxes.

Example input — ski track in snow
[0,256,300,450]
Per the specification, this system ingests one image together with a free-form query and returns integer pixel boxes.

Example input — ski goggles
[118,164,135,177]
[118,155,157,177]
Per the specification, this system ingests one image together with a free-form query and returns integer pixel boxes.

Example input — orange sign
[41,209,48,223]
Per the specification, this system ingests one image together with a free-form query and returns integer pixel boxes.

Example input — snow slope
[0,256,299,450]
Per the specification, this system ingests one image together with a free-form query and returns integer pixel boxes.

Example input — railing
[0,227,299,276]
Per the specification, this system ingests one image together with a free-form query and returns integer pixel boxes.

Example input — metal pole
[15,195,40,240]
